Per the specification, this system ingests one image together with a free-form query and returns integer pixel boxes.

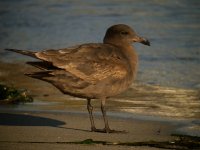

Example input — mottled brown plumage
[5,24,150,133]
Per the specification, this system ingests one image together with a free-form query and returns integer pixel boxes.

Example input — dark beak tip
[142,39,150,46]
[146,40,150,46]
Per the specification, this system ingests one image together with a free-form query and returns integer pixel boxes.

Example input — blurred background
[0,0,199,89]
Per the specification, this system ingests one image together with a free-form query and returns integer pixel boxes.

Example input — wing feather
[35,44,128,84]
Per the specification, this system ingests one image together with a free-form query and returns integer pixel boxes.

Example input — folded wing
[35,44,129,84]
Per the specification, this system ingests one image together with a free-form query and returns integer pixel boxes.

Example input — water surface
[0,0,199,88]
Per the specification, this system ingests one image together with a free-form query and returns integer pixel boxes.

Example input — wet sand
[0,111,176,150]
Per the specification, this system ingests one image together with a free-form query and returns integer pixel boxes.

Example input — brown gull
[6,24,150,133]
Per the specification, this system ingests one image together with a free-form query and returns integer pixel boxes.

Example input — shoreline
[0,61,199,119]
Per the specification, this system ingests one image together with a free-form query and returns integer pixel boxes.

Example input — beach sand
[0,111,176,150]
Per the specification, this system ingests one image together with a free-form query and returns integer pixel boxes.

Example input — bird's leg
[87,98,126,133]
[101,98,127,134]
[101,98,111,133]
[87,98,96,131]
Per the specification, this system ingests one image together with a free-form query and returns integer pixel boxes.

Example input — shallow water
[0,0,199,89]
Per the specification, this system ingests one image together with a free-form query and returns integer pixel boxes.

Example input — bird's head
[103,24,150,47]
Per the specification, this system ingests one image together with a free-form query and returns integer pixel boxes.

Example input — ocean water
[0,0,199,89]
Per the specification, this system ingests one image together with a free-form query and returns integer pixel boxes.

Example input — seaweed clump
[68,135,200,150]
[0,84,33,104]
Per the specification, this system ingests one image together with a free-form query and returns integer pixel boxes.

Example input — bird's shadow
[0,113,90,132]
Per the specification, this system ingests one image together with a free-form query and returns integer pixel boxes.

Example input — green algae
[1,135,199,149]
[69,135,200,150]
[0,84,33,104]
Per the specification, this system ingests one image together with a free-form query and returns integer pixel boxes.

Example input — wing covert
[35,44,128,84]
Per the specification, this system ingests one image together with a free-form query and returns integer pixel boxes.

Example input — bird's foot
[91,127,127,134]
[104,128,127,134]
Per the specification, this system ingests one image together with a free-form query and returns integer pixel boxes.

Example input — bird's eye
[120,31,129,35]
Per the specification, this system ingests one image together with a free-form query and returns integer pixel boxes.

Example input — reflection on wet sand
[0,61,199,119]
[115,84,200,118]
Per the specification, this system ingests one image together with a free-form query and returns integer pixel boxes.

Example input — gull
[6,24,150,133]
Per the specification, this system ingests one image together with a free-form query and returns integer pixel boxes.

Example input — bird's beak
[132,36,150,46]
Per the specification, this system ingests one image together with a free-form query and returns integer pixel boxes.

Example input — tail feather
[25,71,53,78]
[26,61,59,70]
[5,48,36,58]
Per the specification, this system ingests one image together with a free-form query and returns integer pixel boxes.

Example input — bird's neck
[104,39,138,75]
[123,45,138,67]
[122,45,138,80]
